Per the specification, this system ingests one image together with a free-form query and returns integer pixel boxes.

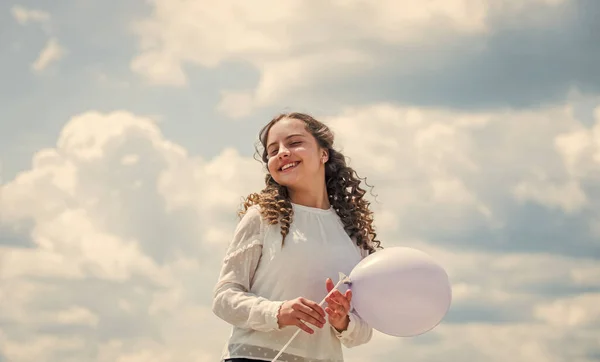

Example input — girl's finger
[338,294,351,312]
[295,309,325,329]
[326,296,344,311]
[326,307,344,322]
[327,297,347,316]
[295,319,314,334]
[328,293,351,313]
[299,298,326,322]
[325,278,334,293]
[327,292,345,303]
[332,289,344,300]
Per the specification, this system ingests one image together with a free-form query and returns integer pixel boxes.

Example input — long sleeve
[334,245,373,348]
[334,310,373,348]
[212,206,284,332]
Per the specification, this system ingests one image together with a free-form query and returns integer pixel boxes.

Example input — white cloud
[510,107,600,214]
[571,265,600,287]
[131,0,568,115]
[534,293,600,327]
[1,100,599,361]
[555,106,600,177]
[216,91,256,119]
[324,105,497,235]
[513,177,587,213]
[131,0,485,86]
[346,323,582,362]
[0,110,263,361]
[319,100,600,245]
[31,38,65,72]
[11,5,50,25]
[2,110,263,264]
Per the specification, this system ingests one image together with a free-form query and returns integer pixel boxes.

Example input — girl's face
[265,118,327,189]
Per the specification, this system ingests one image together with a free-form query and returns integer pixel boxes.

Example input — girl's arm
[212,206,284,332]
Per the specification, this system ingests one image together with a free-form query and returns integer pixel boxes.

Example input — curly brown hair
[239,112,381,254]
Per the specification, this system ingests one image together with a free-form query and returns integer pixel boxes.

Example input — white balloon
[349,247,452,337]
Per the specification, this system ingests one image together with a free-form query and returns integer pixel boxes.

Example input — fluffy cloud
[31,38,66,72]
[0,111,264,361]
[129,0,594,118]
[324,100,600,257]
[535,293,600,327]
[10,5,65,72]
[1,100,600,361]
[1,110,264,262]
[346,321,600,362]
[11,5,50,25]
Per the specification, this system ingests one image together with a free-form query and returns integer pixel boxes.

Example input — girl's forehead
[268,118,308,139]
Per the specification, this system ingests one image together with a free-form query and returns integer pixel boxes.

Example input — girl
[212,112,382,362]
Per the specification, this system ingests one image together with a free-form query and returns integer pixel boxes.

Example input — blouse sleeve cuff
[334,311,357,339]
[265,300,285,331]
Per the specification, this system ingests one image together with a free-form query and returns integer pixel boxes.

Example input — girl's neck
[288,184,330,210]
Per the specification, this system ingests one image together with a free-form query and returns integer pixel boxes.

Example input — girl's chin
[274,176,301,188]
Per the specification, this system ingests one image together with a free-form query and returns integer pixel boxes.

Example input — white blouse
[212,203,373,362]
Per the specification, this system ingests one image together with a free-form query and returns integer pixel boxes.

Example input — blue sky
[1,1,600,361]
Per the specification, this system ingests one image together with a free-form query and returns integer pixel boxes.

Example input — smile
[280,161,300,171]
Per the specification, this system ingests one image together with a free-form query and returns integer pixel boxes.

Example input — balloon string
[270,276,347,362]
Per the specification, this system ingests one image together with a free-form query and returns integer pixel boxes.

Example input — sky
[1,0,600,361]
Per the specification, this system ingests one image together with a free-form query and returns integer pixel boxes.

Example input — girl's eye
[290,141,302,146]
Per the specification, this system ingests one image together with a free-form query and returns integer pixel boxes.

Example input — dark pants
[224,359,269,362]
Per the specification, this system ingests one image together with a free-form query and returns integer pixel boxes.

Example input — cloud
[10,6,65,72]
[0,110,263,361]
[513,177,588,213]
[349,321,600,362]
[322,99,600,257]
[132,0,490,88]
[129,0,597,117]
[31,38,65,72]
[534,293,600,327]
[216,91,257,120]
[1,101,600,361]
[1,110,264,262]
[11,5,50,25]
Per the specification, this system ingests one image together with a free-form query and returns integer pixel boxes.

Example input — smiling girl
[212,112,382,362]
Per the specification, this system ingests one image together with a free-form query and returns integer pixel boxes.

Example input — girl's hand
[277,297,327,334]
[325,278,351,332]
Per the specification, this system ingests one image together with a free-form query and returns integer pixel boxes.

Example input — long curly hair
[239,112,381,254]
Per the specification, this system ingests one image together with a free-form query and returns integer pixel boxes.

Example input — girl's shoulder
[235,204,265,235]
